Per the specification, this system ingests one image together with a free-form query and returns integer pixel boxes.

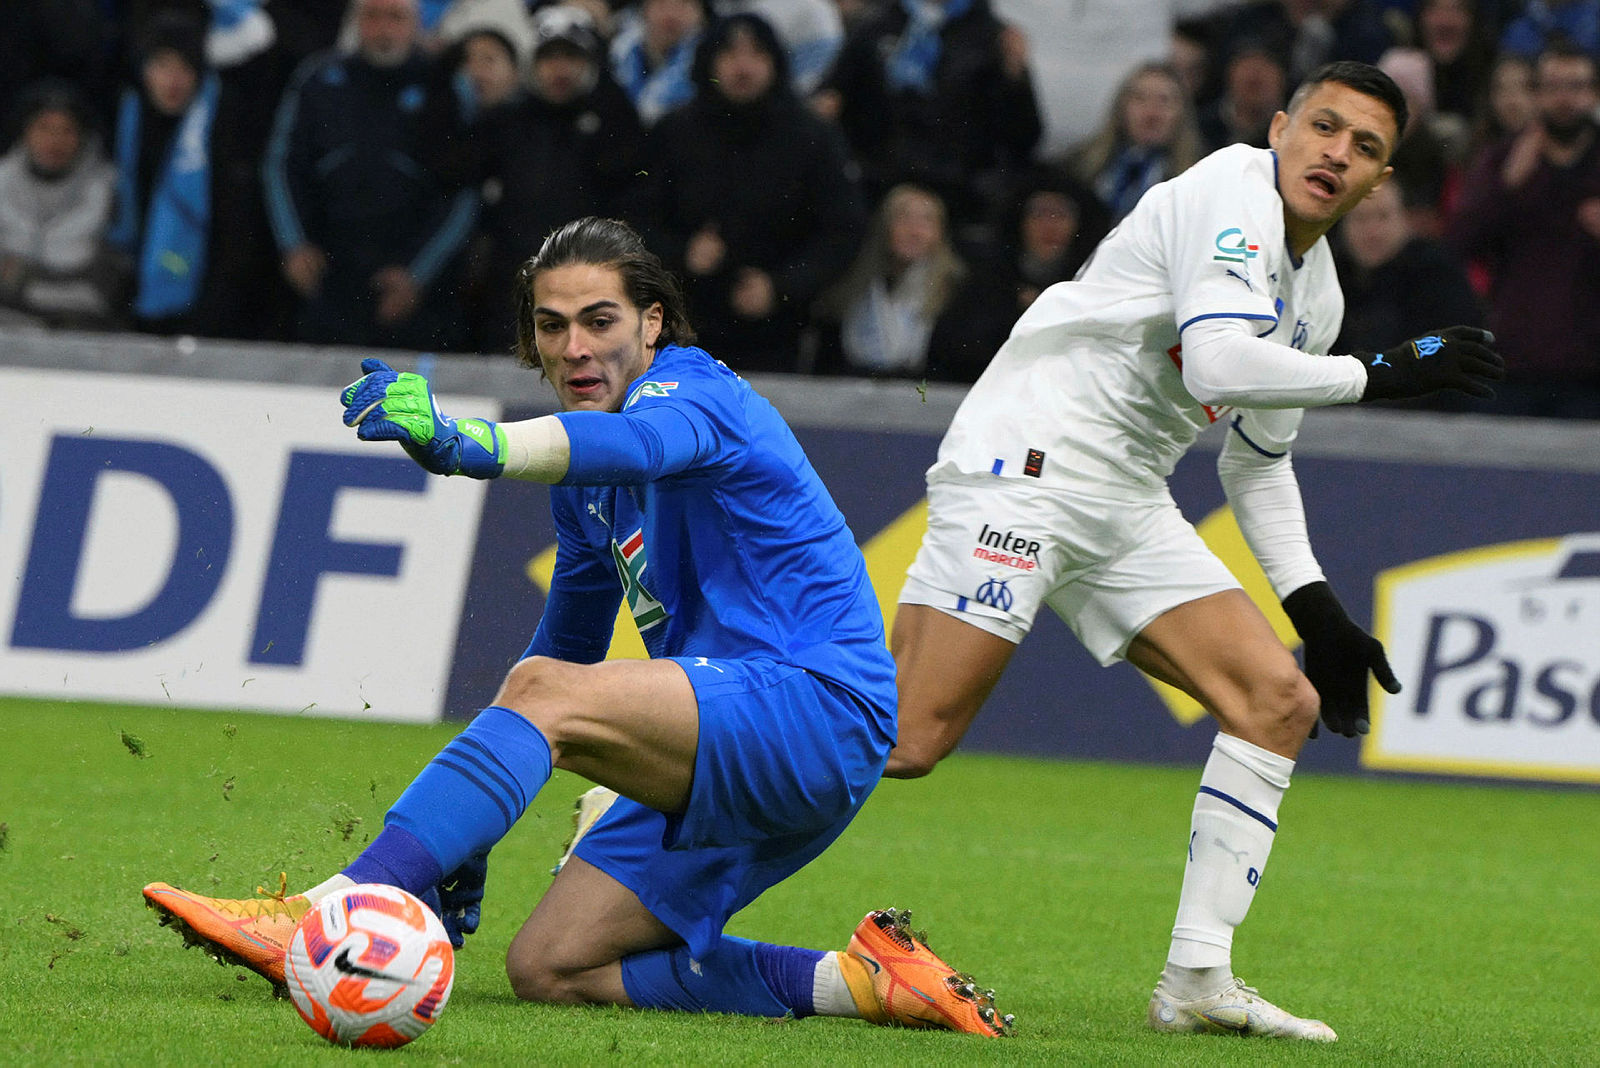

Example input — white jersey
[935,144,1361,497]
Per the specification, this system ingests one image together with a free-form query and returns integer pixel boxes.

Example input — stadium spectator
[635,13,865,372]
[449,25,527,113]
[812,183,991,382]
[1069,62,1206,223]
[0,81,123,329]
[1450,40,1600,418]
[990,0,1240,161]
[145,215,1012,1039]
[818,0,1042,233]
[1333,177,1481,358]
[884,60,1502,1042]
[1199,43,1290,151]
[107,10,282,338]
[1499,0,1600,59]
[609,0,707,126]
[1475,51,1537,148]
[976,166,1110,324]
[1220,0,1394,84]
[0,1,113,149]
[714,0,843,96]
[466,3,645,350]
[1412,0,1497,135]
[1375,47,1455,233]
[1170,18,1218,104]
[263,0,477,351]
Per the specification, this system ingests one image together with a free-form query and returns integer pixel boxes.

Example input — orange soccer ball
[284,884,454,1048]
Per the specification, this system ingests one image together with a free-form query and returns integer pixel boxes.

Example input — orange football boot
[143,876,309,990]
[838,907,1014,1036]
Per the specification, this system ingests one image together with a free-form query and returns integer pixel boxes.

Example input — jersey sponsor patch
[1023,449,1045,478]
[1212,227,1260,264]
[625,381,679,408]
[973,523,1041,571]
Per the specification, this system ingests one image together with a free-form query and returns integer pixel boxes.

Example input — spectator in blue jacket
[264,0,476,350]
[609,0,708,126]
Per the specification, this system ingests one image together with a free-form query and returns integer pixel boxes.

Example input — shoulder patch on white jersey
[1212,227,1261,264]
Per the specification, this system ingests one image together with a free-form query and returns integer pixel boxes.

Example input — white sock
[302,873,355,903]
[1166,733,1294,981]
[811,952,861,1018]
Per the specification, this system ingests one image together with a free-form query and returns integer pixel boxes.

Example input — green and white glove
[340,357,506,478]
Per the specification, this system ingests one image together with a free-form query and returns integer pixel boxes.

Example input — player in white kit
[890,62,1503,1040]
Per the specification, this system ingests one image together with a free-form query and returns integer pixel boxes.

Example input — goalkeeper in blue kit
[144,217,1010,1036]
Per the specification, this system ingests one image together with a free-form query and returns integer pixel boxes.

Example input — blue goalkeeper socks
[621,938,824,1018]
[343,706,552,896]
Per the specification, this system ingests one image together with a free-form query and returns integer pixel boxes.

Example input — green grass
[2,696,1597,1065]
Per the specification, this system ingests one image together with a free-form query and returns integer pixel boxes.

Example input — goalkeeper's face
[529,263,665,412]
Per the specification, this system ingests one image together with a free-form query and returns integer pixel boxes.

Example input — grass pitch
[2,696,1597,1066]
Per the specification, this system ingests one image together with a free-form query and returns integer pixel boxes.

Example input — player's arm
[1217,409,1399,738]
[340,359,721,485]
[523,493,622,665]
[1180,318,1505,409]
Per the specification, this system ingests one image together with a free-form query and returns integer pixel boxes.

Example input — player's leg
[888,474,1060,779]
[507,848,1012,1034]
[1122,591,1332,1041]
[336,656,702,908]
[886,604,1019,778]
[506,666,1011,1034]
[143,657,702,985]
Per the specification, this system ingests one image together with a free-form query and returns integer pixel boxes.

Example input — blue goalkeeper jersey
[522,344,896,719]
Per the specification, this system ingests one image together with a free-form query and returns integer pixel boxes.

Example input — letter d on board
[11,436,233,651]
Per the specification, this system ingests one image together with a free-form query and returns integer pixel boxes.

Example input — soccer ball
[284,884,455,1048]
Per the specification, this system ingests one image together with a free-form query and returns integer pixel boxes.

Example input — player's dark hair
[512,217,696,370]
[1289,61,1409,148]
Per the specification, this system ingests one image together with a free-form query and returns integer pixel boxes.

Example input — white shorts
[898,473,1241,665]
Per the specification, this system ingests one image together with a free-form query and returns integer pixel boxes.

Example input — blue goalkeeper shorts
[571,656,892,958]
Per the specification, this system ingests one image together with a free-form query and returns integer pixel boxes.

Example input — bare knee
[885,734,945,779]
[505,938,597,1005]
[1242,669,1320,750]
[494,656,586,741]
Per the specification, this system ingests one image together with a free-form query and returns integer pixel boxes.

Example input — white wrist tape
[500,416,571,483]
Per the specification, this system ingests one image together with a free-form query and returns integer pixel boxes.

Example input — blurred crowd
[1,0,1597,418]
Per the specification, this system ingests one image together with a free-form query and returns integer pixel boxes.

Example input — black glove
[1281,581,1401,739]
[433,852,488,949]
[1353,326,1504,401]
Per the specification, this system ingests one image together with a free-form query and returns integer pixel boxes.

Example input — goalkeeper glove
[1352,326,1504,402]
[1281,581,1401,739]
[436,852,488,949]
[340,357,506,478]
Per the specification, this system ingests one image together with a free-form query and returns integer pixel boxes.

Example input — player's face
[1269,81,1396,251]
[530,263,664,412]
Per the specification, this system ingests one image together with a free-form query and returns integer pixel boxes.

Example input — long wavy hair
[1068,62,1206,183]
[819,184,967,321]
[513,216,696,370]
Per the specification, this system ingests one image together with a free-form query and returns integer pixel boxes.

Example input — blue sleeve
[555,402,731,486]
[523,493,621,663]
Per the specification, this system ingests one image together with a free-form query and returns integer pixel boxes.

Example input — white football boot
[550,785,619,875]
[1148,976,1337,1041]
